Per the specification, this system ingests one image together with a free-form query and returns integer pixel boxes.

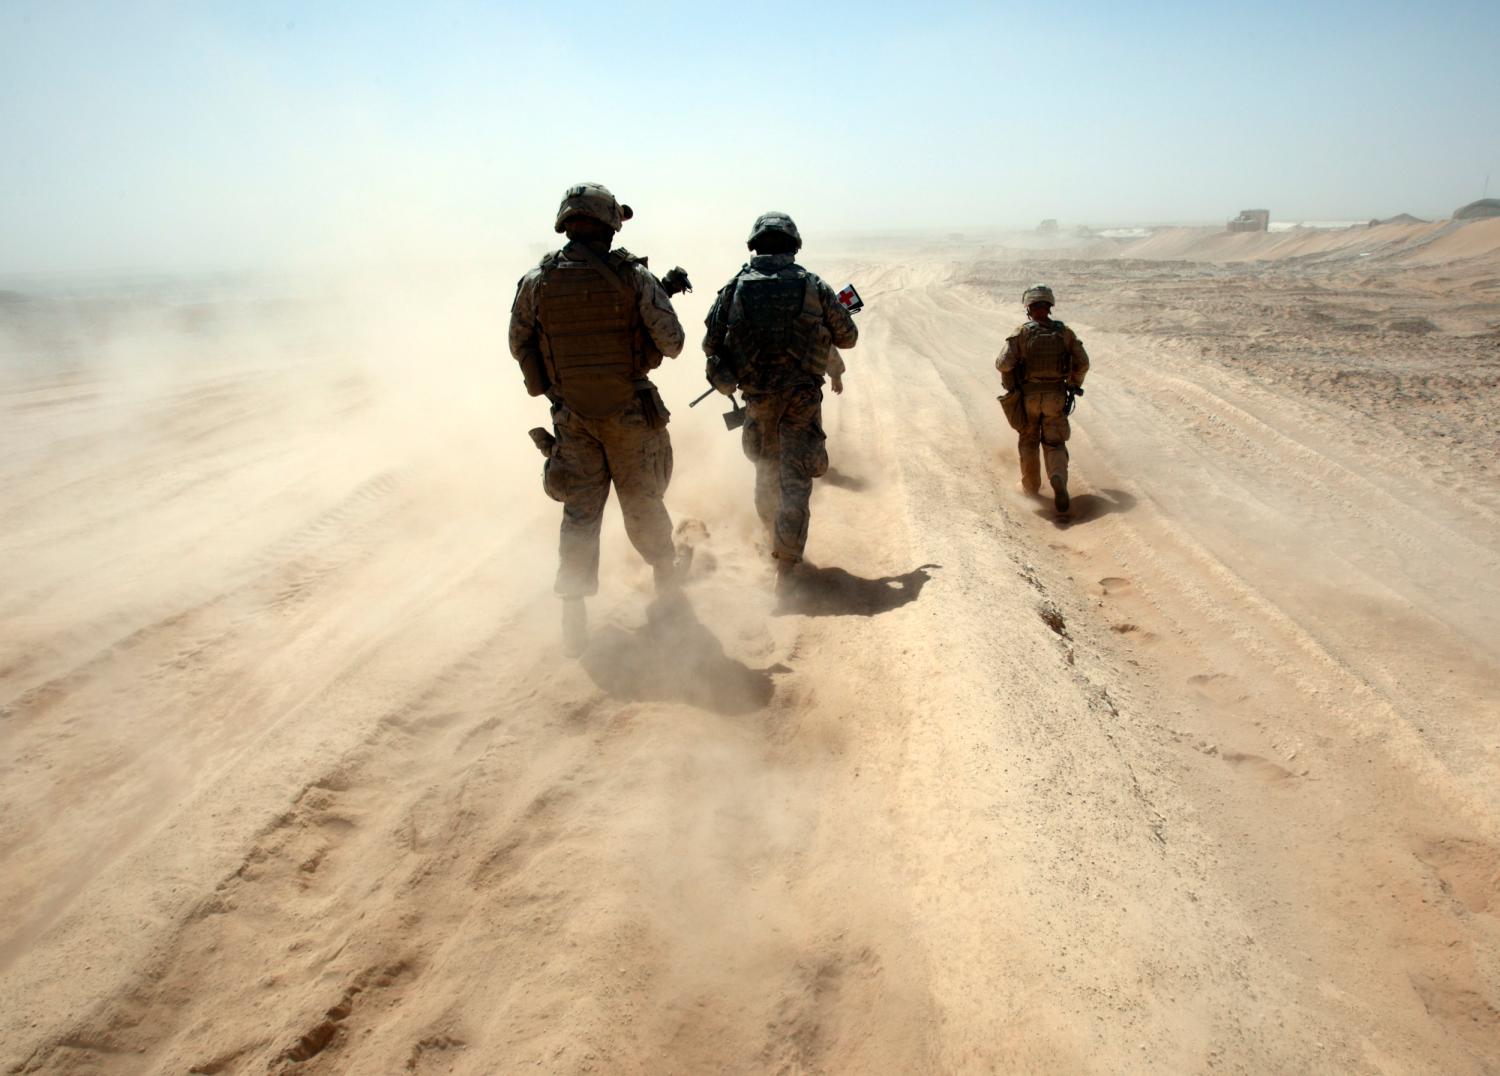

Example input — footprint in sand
[1221,752,1297,783]
[1417,837,1500,916]
[1099,576,1132,595]
[1188,672,1249,706]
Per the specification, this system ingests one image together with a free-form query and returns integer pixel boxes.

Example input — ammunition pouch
[518,350,551,397]
[637,382,671,430]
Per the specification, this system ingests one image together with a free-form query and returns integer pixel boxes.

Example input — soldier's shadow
[821,466,871,492]
[775,563,941,618]
[581,597,786,716]
[1034,488,1137,526]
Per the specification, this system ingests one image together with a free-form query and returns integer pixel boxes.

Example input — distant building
[1227,209,1270,233]
[1037,219,1059,235]
[1454,198,1500,220]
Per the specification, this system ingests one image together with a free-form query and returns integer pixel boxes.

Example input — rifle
[1065,385,1084,416]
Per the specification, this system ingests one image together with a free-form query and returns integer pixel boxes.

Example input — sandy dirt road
[2,226,1498,1073]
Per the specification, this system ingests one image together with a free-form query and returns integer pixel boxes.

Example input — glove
[707,355,738,395]
[659,267,692,297]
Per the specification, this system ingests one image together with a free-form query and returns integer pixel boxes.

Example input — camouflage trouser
[541,398,675,598]
[741,386,828,563]
[1016,388,1071,493]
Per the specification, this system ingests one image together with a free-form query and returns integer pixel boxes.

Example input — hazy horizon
[3,0,1497,276]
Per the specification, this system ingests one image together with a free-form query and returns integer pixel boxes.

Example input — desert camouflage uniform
[703,253,857,563]
[997,319,1091,493]
[510,239,685,597]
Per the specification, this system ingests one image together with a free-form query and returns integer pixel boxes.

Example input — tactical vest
[1019,321,1073,387]
[724,267,827,390]
[536,251,641,418]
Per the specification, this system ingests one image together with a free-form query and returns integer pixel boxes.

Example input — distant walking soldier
[509,183,690,655]
[997,284,1091,513]
[703,212,858,593]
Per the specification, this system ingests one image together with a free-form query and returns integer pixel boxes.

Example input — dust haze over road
[3,217,1499,1073]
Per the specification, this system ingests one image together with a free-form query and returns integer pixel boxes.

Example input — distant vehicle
[1227,209,1270,233]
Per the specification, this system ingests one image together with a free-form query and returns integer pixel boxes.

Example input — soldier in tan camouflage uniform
[509,183,688,655]
[703,212,858,593]
[997,284,1091,513]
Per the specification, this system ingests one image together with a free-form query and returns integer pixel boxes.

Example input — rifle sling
[572,242,637,300]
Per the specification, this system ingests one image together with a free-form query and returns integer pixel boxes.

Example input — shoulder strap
[570,242,636,300]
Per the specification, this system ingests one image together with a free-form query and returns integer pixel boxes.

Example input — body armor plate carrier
[1020,321,1072,388]
[537,255,640,418]
[726,269,827,391]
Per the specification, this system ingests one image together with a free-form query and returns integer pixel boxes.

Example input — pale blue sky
[3,1,1497,273]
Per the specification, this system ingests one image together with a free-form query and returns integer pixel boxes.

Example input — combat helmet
[554,182,633,234]
[1022,284,1056,308]
[747,212,802,251]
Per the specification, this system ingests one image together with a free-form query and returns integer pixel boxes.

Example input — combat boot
[653,559,682,595]
[528,427,556,457]
[774,557,798,598]
[561,598,588,658]
[1052,478,1070,515]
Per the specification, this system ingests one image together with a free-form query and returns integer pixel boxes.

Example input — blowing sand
[3,221,1499,1073]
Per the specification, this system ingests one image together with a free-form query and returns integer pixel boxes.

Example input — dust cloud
[0,217,896,1070]
[6,213,1500,1072]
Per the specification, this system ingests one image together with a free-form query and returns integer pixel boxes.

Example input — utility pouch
[518,351,550,397]
[999,391,1026,432]
[638,384,671,430]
